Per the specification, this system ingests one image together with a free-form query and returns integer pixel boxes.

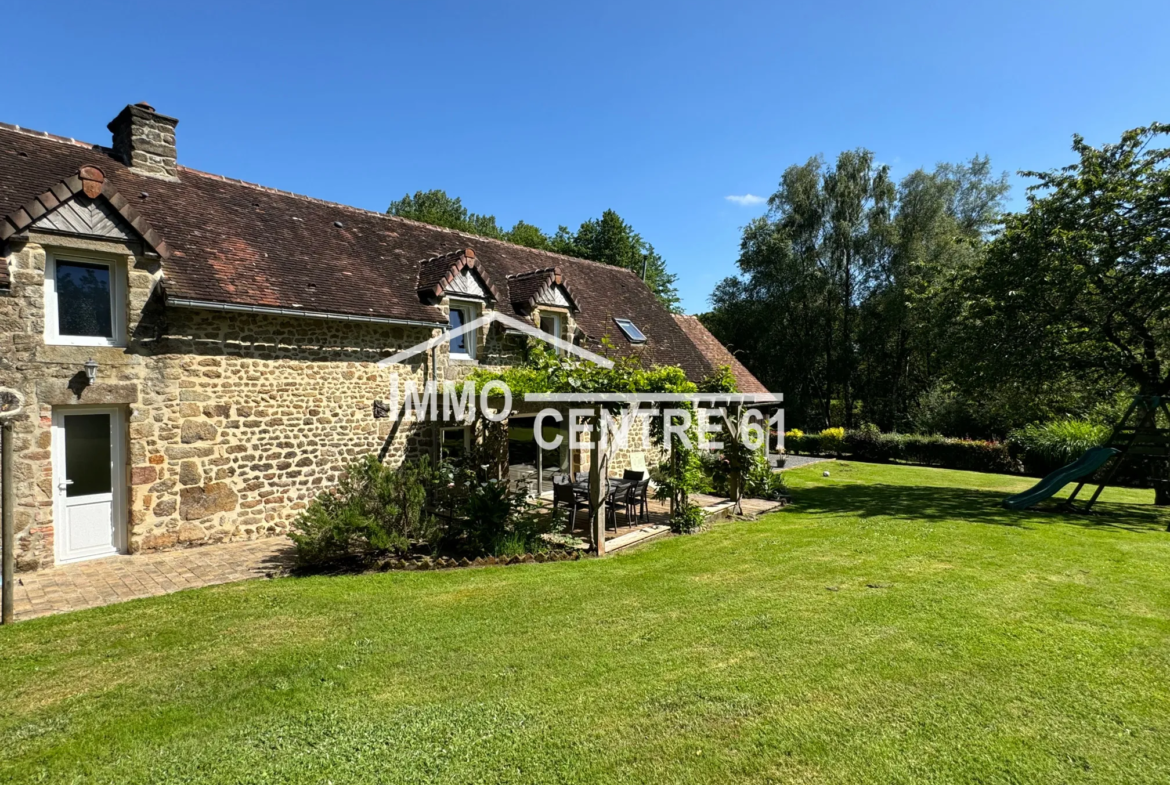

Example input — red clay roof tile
[0,122,721,381]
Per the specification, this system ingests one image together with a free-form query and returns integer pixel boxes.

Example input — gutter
[166,297,446,328]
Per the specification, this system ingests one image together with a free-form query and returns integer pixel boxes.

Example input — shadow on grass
[788,482,1169,534]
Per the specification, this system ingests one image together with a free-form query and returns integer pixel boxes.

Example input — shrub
[670,502,706,534]
[1008,419,1111,475]
[744,448,788,501]
[449,476,555,556]
[819,427,846,456]
[291,454,562,568]
[787,428,1023,474]
[785,431,820,455]
[290,455,442,568]
[895,434,1020,474]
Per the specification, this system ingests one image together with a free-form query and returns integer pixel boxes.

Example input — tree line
[388,191,680,311]
[703,123,1170,438]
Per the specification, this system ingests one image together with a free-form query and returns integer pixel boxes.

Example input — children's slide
[1001,447,1119,510]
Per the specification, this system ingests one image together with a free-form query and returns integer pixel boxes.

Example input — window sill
[448,356,479,365]
[45,337,124,348]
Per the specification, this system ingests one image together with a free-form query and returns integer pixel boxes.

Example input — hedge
[785,428,1022,475]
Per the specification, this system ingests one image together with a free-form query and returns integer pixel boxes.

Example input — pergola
[486,391,784,555]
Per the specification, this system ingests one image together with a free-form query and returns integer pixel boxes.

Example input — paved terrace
[9,539,294,622]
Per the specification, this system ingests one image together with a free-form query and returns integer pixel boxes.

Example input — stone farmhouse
[0,103,767,572]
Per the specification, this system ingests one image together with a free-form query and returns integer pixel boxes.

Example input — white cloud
[725,193,766,206]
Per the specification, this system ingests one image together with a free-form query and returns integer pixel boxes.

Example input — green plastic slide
[1001,446,1119,510]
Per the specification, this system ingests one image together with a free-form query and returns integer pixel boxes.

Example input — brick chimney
[108,102,179,180]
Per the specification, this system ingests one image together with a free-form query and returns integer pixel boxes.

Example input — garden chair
[623,469,645,482]
[605,480,634,532]
[553,480,587,530]
[629,478,650,523]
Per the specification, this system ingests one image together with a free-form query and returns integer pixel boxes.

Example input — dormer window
[44,252,125,347]
[614,318,646,344]
[448,300,478,360]
[540,313,561,340]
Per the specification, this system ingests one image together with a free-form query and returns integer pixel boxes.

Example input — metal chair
[604,479,634,532]
[623,469,645,482]
[627,478,650,523]
[553,480,586,530]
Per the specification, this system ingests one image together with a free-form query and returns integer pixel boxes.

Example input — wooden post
[729,402,744,516]
[589,406,605,556]
[429,346,440,464]
[536,432,543,497]
[2,420,14,625]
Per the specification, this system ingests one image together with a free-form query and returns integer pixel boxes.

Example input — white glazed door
[54,408,122,563]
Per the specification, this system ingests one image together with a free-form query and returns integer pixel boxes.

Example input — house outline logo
[378,311,615,369]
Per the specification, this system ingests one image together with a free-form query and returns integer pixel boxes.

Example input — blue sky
[12,1,1169,313]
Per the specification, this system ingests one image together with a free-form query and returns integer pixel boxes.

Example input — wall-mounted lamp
[84,358,98,386]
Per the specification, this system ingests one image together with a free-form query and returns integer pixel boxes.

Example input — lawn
[3,463,1170,784]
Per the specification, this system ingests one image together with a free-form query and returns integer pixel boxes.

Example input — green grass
[3,462,1170,784]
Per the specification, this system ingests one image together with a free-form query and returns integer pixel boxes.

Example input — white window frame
[539,312,562,339]
[44,250,126,347]
[448,299,478,361]
[539,312,563,354]
[441,425,472,459]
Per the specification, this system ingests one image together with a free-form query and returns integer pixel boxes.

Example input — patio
[532,479,786,554]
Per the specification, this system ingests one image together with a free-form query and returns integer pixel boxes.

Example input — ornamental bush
[784,428,1022,474]
[1008,419,1111,475]
[290,455,442,568]
[291,454,560,569]
[819,427,846,456]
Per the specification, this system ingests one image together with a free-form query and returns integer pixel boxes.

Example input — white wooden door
[53,408,124,564]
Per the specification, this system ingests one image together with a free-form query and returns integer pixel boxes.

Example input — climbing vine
[469,342,739,531]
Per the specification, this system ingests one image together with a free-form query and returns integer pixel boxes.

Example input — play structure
[1002,395,1170,513]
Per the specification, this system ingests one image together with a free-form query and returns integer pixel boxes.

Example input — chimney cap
[108,103,179,133]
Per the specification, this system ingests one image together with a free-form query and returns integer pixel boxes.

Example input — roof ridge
[0,121,647,282]
[174,165,645,278]
[0,121,108,151]
[506,266,558,280]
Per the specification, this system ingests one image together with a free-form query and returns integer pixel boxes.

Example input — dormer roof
[416,248,500,303]
[1,165,170,258]
[506,267,579,314]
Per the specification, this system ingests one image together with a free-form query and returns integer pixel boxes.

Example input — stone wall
[0,234,673,572]
[129,307,437,553]
[0,234,441,570]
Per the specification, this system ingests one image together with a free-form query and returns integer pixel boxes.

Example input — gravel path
[776,454,833,471]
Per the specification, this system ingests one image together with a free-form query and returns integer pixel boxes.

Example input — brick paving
[8,537,294,622]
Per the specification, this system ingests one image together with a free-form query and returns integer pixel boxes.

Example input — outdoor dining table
[570,477,636,531]
[571,477,627,498]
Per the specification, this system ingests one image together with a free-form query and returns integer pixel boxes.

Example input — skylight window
[614,318,647,344]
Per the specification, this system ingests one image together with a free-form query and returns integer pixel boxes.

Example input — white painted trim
[52,405,127,565]
[447,299,479,360]
[539,312,563,354]
[381,311,614,369]
[540,312,562,337]
[441,425,472,457]
[44,250,126,347]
